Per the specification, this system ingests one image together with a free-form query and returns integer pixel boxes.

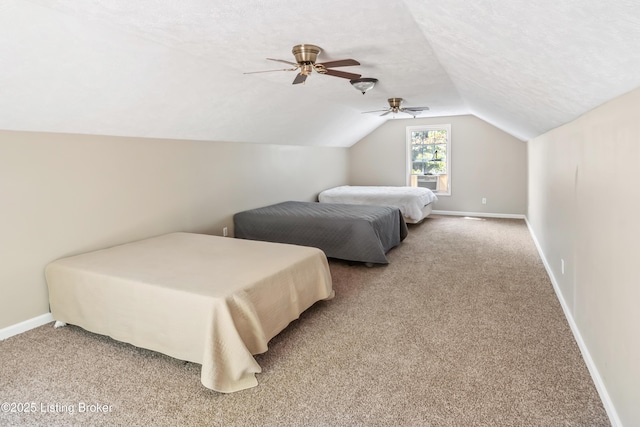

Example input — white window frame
[406,124,451,196]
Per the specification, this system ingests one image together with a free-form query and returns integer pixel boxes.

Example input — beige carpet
[0,215,609,426]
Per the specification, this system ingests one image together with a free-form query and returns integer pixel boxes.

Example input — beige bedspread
[45,232,334,393]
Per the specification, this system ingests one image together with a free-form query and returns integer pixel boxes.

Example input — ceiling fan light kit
[350,77,378,94]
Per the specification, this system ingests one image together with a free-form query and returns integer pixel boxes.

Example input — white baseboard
[432,210,525,219]
[0,313,54,341]
[524,217,622,427]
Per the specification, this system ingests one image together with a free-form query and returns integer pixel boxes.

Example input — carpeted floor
[0,215,610,426]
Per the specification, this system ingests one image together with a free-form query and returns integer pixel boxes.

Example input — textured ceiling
[1,0,639,146]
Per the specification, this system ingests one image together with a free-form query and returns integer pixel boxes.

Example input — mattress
[45,232,334,393]
[234,201,408,264]
[318,185,438,223]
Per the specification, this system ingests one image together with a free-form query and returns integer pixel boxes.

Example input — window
[406,124,451,195]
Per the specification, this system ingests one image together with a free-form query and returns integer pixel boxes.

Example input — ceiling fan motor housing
[388,98,403,113]
[388,98,403,108]
[292,44,321,65]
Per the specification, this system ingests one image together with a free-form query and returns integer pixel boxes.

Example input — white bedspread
[45,232,334,393]
[318,185,437,222]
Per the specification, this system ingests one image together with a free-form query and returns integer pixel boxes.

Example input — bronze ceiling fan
[244,44,361,85]
[363,98,430,117]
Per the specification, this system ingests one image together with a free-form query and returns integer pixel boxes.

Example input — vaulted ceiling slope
[2,0,639,147]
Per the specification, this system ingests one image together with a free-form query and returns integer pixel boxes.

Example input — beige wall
[0,130,348,329]
[528,87,640,426]
[349,115,527,215]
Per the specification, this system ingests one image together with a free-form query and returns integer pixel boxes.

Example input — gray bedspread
[233,201,408,264]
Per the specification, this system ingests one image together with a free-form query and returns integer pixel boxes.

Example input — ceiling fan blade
[404,106,430,111]
[362,109,389,114]
[380,111,392,117]
[323,69,362,80]
[244,67,298,75]
[267,58,299,67]
[402,109,421,117]
[292,73,307,85]
[317,59,360,68]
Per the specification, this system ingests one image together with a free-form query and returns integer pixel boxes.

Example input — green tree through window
[406,124,451,195]
[410,129,447,175]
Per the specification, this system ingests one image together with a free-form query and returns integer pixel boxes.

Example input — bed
[318,185,438,224]
[234,201,408,265]
[45,232,334,393]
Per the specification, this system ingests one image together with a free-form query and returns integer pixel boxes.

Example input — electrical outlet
[223,227,228,237]
[482,197,487,205]
[561,259,565,275]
